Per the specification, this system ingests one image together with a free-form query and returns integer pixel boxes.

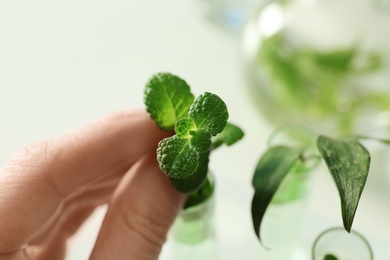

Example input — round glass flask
[241,0,390,136]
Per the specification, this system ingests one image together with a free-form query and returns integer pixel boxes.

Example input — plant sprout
[144,72,244,198]
[324,254,338,260]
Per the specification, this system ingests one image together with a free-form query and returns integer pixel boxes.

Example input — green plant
[324,254,338,260]
[144,72,244,203]
[251,125,389,246]
[255,32,388,134]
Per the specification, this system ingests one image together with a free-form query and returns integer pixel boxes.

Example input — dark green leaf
[169,151,210,193]
[155,91,237,194]
[212,122,245,149]
[183,172,214,209]
[188,92,229,136]
[317,135,370,232]
[189,129,212,153]
[157,136,198,179]
[251,146,303,244]
[324,254,338,260]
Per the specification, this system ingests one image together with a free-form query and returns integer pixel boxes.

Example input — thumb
[90,154,185,260]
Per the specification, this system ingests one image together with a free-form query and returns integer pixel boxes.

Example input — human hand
[0,109,185,260]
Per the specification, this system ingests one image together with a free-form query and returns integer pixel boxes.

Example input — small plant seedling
[144,72,244,198]
[251,126,389,246]
[324,254,338,260]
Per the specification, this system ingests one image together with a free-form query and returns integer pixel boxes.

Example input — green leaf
[183,171,214,209]
[156,92,234,194]
[169,151,210,193]
[308,47,356,73]
[189,129,212,153]
[156,136,199,179]
[157,132,212,193]
[317,135,370,232]
[175,118,214,152]
[251,146,303,244]
[188,92,229,136]
[324,254,338,260]
[144,72,194,131]
[174,118,196,138]
[212,122,245,149]
[144,72,243,194]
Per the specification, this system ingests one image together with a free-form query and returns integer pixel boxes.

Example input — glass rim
[311,226,374,260]
[267,124,318,148]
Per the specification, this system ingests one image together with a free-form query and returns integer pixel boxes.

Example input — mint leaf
[212,122,244,149]
[144,72,194,131]
[174,119,212,152]
[157,92,230,193]
[189,92,229,136]
[317,136,370,232]
[190,129,212,153]
[183,171,214,209]
[170,151,210,193]
[144,73,243,194]
[157,136,198,179]
[251,146,303,244]
[175,118,196,138]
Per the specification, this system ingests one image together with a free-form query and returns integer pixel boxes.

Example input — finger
[0,109,169,253]
[30,162,128,245]
[30,182,115,246]
[90,154,185,260]
[28,182,119,259]
[0,249,32,260]
[32,206,96,260]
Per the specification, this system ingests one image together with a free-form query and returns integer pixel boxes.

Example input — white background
[1,0,389,259]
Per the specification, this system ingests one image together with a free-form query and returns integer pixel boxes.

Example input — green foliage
[251,146,304,244]
[144,72,194,131]
[157,136,199,180]
[251,127,375,245]
[212,123,245,149]
[324,254,338,260]
[188,92,229,136]
[144,72,244,194]
[317,136,370,232]
[175,118,196,138]
[257,33,387,133]
[157,92,229,193]
[183,173,214,209]
[169,151,210,194]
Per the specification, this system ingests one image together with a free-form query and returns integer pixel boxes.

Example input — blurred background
[1,0,389,259]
